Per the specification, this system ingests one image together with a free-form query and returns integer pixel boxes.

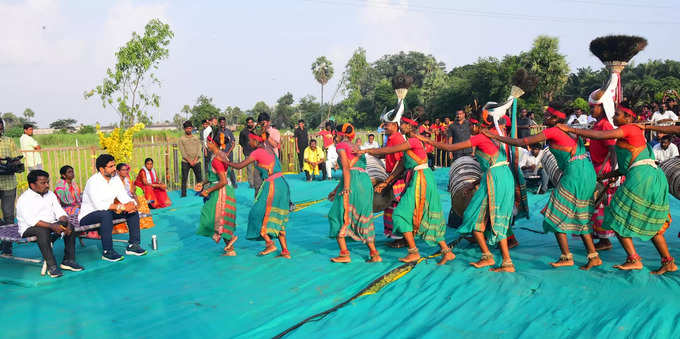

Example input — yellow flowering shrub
[96,123,145,164]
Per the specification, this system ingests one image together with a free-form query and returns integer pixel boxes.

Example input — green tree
[49,118,78,132]
[85,19,174,127]
[188,95,221,128]
[23,108,35,121]
[172,113,185,130]
[372,51,445,87]
[273,92,295,128]
[1,112,20,127]
[523,35,569,102]
[311,56,334,105]
[298,95,322,128]
[249,101,272,119]
[78,125,96,134]
[224,106,245,125]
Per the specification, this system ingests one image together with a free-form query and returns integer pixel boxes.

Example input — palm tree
[311,56,334,106]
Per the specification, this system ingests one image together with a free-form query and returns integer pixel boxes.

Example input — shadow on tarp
[0,173,678,338]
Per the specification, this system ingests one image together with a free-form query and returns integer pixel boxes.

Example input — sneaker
[47,265,63,278]
[60,260,85,272]
[125,243,147,256]
[102,250,124,262]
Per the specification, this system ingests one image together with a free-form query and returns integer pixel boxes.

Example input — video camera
[0,155,25,175]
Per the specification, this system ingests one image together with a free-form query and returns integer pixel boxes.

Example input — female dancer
[416,110,516,272]
[195,131,238,256]
[225,128,291,259]
[327,123,380,263]
[483,106,600,270]
[360,116,454,265]
[134,158,172,209]
[559,106,676,274]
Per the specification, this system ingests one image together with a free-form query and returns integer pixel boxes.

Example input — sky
[1,0,679,127]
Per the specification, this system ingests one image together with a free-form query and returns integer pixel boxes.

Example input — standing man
[378,119,406,247]
[20,123,42,171]
[178,121,203,197]
[447,110,471,163]
[294,119,309,173]
[79,154,147,262]
[202,118,214,176]
[17,170,82,278]
[517,108,533,139]
[218,117,238,188]
[238,117,259,190]
[0,118,20,255]
[258,113,281,158]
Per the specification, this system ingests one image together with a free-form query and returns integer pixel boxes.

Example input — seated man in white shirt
[17,170,82,278]
[361,134,380,150]
[79,154,147,262]
[520,144,548,194]
[653,135,679,164]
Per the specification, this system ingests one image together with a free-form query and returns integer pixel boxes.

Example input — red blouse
[250,148,275,166]
[619,124,646,147]
[542,126,576,148]
[335,142,355,162]
[589,119,616,165]
[470,134,499,156]
[385,133,405,172]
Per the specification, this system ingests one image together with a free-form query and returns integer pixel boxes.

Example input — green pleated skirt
[392,168,445,246]
[328,170,375,243]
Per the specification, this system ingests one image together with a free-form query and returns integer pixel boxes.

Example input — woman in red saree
[135,158,172,209]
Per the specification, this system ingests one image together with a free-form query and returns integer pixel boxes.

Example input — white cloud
[357,0,433,58]
[0,0,85,66]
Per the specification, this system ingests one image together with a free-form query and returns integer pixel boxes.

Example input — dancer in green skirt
[195,130,238,256]
[417,110,517,272]
[360,116,454,265]
[327,123,381,263]
[484,106,601,270]
[224,128,291,259]
[560,105,677,275]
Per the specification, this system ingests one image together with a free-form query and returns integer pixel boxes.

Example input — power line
[301,0,680,25]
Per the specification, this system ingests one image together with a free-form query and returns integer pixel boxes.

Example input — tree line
[178,35,680,131]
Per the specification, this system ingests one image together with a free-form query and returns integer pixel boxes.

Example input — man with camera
[17,170,82,278]
[0,118,21,255]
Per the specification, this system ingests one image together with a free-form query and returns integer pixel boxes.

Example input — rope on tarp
[272,236,464,339]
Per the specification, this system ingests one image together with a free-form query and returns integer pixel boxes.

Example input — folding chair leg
[41,261,47,276]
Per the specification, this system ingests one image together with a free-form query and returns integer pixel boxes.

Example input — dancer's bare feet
[331,250,349,263]
[258,242,277,256]
[651,257,677,275]
[594,239,613,251]
[437,250,455,265]
[470,253,494,268]
[211,232,221,243]
[399,248,420,263]
[222,249,236,256]
[550,253,574,268]
[366,252,382,263]
[275,250,291,259]
[579,253,602,271]
[490,261,515,272]
[223,236,238,251]
[613,254,643,270]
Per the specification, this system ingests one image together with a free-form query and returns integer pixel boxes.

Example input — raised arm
[364,140,410,156]
[557,124,624,140]
[224,152,257,169]
[643,125,680,135]
[412,133,471,152]
[482,129,546,147]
